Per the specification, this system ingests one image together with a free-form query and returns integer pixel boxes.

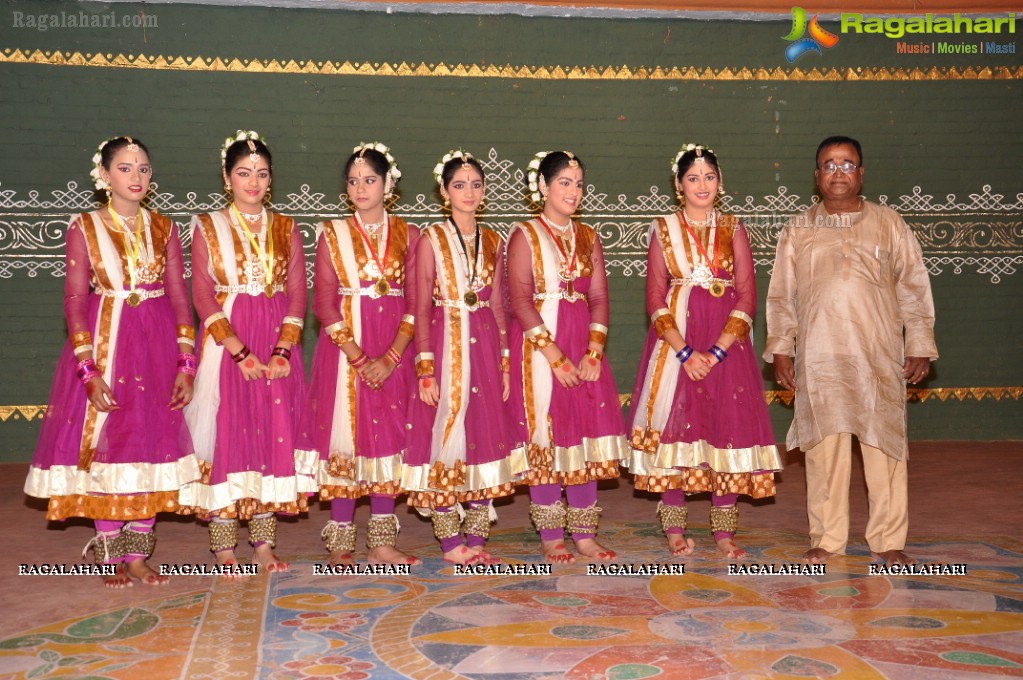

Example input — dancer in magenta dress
[627,144,782,558]
[403,151,529,565]
[25,136,199,587]
[300,142,420,566]
[507,150,628,564]
[181,131,311,573]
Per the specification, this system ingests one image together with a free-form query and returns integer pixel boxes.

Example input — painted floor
[1,443,1021,679]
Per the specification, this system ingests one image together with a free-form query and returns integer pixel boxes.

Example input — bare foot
[574,537,616,561]
[872,549,916,567]
[253,543,290,573]
[715,537,746,560]
[328,549,355,568]
[667,534,696,557]
[368,545,421,566]
[124,558,170,585]
[467,547,502,565]
[541,539,576,564]
[214,549,250,578]
[802,547,833,564]
[102,562,133,589]
[443,545,485,565]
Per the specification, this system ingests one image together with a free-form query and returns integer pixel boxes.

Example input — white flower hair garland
[353,141,401,186]
[432,149,474,188]
[526,150,550,204]
[671,143,715,175]
[221,130,264,168]
[90,138,115,190]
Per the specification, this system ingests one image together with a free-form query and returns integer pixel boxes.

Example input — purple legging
[95,517,155,562]
[435,501,491,553]
[330,494,395,522]
[662,489,739,541]
[529,481,597,541]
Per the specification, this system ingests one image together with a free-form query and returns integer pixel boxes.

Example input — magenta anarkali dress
[626,212,782,496]
[298,215,418,499]
[506,219,628,485]
[403,222,528,508]
[181,211,311,519]
[25,210,199,520]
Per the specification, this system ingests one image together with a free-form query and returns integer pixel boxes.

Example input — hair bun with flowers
[526,151,551,204]
[354,141,401,185]
[90,138,116,190]
[671,143,715,174]
[432,149,473,188]
[221,130,264,168]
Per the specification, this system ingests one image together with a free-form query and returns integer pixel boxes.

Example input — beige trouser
[805,432,909,555]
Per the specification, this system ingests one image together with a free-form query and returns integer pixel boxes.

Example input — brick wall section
[1,1,1020,459]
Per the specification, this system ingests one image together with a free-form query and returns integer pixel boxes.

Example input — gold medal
[464,290,479,307]
[126,290,142,307]
[709,281,726,298]
[375,278,391,296]
[264,283,275,298]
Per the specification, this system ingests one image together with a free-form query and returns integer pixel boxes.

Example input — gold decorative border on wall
[614,388,1022,408]
[2,49,1022,81]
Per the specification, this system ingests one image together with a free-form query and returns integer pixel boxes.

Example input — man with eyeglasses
[763,135,937,568]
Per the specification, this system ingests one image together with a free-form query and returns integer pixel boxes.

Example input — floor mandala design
[2,525,1022,679]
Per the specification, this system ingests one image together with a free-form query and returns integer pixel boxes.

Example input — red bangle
[231,346,251,364]
[271,346,292,361]
[349,351,369,368]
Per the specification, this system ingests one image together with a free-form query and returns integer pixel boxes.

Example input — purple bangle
[177,352,198,376]
[231,346,251,364]
[349,351,369,368]
[271,346,292,361]
[386,347,401,366]
[76,358,100,386]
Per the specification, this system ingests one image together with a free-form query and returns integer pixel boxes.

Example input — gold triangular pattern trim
[2,49,1021,81]
[619,387,1023,408]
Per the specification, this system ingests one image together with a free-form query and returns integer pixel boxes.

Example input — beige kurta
[763,201,938,461]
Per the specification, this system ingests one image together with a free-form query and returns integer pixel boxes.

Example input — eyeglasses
[819,161,859,175]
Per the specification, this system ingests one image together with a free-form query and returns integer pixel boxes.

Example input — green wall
[1,0,1021,459]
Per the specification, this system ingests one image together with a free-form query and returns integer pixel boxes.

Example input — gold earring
[477,196,486,211]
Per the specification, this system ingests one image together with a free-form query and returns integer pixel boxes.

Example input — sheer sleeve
[587,234,610,328]
[507,228,543,331]
[164,223,194,332]
[396,225,420,342]
[64,217,93,354]
[312,229,351,347]
[413,230,436,357]
[277,224,308,346]
[191,219,236,344]
[722,221,755,339]
[763,222,797,361]
[491,237,510,354]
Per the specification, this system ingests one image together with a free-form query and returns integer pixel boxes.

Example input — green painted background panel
[1,0,1020,460]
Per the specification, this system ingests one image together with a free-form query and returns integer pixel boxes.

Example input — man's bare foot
[328,549,355,568]
[253,543,290,573]
[368,545,421,566]
[124,557,170,585]
[541,539,576,564]
[667,534,696,557]
[716,537,746,560]
[574,537,616,561]
[443,545,485,565]
[102,562,133,589]
[467,546,502,565]
[802,547,833,564]
[214,549,249,578]
[872,549,916,567]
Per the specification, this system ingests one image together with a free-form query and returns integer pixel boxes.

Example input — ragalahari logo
[783,7,840,62]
